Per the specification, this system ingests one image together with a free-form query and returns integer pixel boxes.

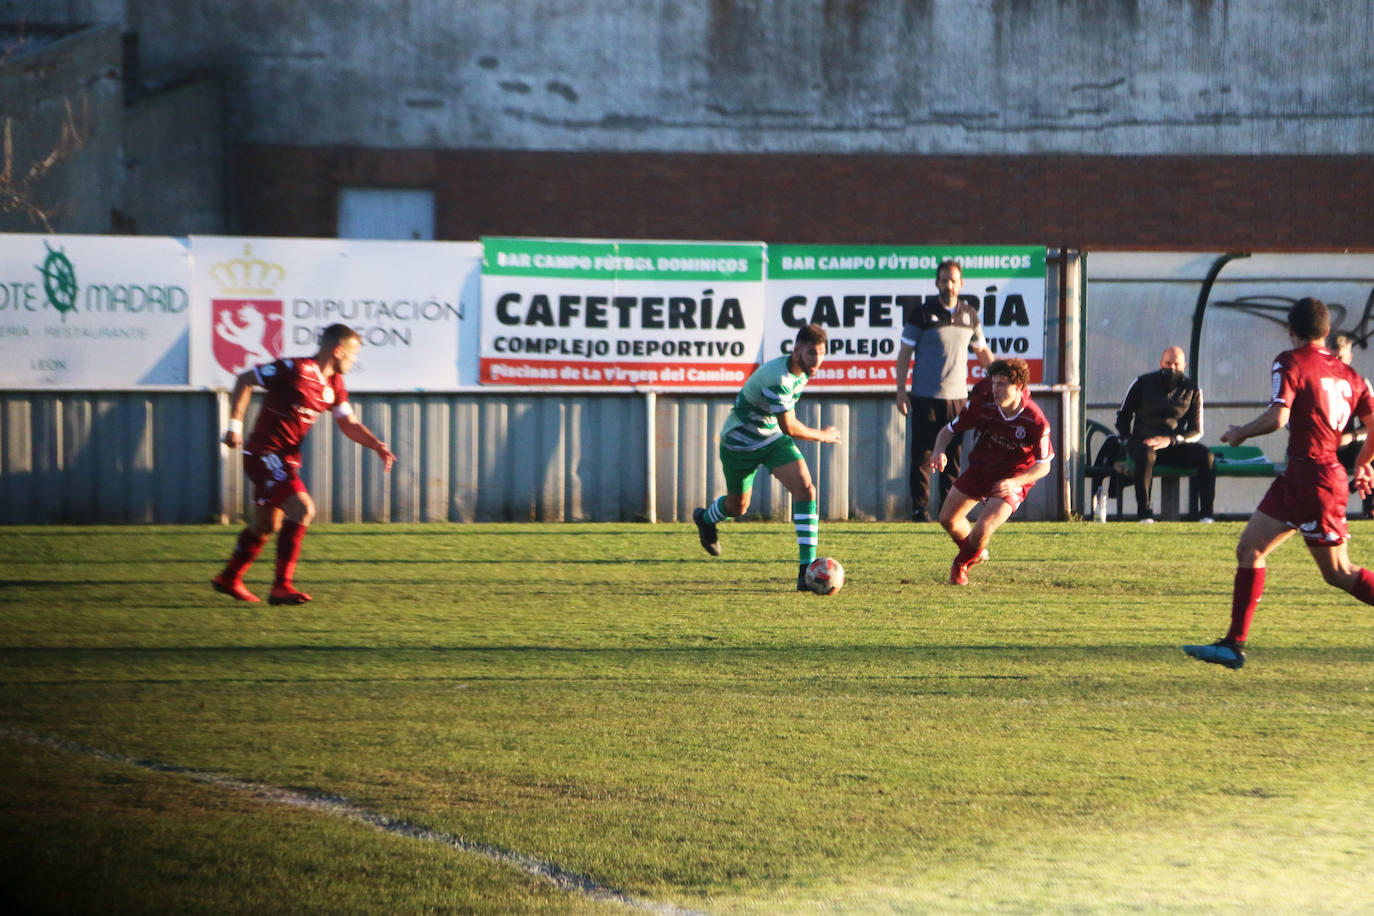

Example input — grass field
[1,520,1371,914]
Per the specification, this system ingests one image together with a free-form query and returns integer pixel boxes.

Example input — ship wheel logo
[38,242,79,320]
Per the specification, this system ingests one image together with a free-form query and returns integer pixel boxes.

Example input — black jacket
[1116,369,1204,444]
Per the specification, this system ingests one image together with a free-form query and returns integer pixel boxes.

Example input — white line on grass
[3,727,711,916]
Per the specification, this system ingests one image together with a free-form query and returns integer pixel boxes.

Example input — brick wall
[231,148,1374,249]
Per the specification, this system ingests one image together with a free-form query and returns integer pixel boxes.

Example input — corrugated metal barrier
[1,389,1071,524]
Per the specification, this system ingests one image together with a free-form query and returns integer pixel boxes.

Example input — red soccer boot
[212,575,260,603]
[268,586,312,606]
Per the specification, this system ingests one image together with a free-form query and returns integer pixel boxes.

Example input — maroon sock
[1225,567,1266,642]
[955,536,982,566]
[1348,567,1374,606]
[274,520,307,589]
[221,528,267,581]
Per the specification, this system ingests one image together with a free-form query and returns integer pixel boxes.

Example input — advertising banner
[0,233,192,387]
[479,237,766,388]
[190,236,477,391]
[766,245,1048,389]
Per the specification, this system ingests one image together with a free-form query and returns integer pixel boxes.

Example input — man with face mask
[1115,345,1215,523]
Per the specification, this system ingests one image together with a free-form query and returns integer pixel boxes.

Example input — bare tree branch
[1,100,88,233]
[1,25,89,233]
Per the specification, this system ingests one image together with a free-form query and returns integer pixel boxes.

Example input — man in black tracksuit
[1115,345,1216,522]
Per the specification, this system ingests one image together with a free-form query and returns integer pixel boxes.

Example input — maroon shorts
[243,452,308,508]
[1256,458,1349,545]
[953,465,1035,511]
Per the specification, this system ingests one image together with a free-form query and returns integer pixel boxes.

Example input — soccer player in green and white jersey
[692,323,842,590]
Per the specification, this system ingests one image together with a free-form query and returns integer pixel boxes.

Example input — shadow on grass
[2,641,1372,670]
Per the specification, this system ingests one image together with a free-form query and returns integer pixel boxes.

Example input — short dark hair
[320,323,360,350]
[1288,297,1330,342]
[796,323,828,348]
[987,357,1030,388]
[936,259,962,281]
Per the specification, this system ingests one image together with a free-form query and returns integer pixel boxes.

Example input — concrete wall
[8,2,1370,244]
[117,75,225,235]
[9,0,1372,155]
[0,23,122,234]
[0,22,224,236]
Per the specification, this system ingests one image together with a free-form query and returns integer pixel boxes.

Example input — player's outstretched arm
[778,410,841,445]
[928,424,955,472]
[1013,458,1054,487]
[991,458,1053,500]
[1222,402,1287,446]
[221,369,258,448]
[337,414,396,471]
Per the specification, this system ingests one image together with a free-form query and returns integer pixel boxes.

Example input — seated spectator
[1115,346,1216,523]
[1332,332,1373,519]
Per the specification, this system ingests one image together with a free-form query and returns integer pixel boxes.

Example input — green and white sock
[793,498,818,565]
[705,496,731,524]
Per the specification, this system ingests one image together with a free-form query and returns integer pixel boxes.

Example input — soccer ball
[804,557,845,595]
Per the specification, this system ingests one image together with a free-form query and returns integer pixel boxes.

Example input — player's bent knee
[1321,566,1353,590]
[287,494,317,526]
[249,511,280,538]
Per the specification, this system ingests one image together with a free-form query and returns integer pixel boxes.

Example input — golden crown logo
[210,245,286,294]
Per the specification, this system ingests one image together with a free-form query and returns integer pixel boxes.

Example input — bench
[1084,419,1283,520]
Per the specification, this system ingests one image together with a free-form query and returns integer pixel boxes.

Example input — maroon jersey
[950,378,1055,480]
[244,357,349,458]
[1271,344,1374,461]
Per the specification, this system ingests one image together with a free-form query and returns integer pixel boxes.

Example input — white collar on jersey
[997,400,1025,421]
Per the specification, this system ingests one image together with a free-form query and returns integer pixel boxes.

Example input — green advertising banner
[480,237,767,387]
[766,245,1048,389]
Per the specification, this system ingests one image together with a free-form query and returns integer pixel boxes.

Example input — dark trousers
[909,395,966,517]
[1127,439,1215,518]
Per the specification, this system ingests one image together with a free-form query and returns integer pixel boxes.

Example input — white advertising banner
[479,237,767,388]
[190,236,478,390]
[0,233,192,387]
[766,245,1049,389]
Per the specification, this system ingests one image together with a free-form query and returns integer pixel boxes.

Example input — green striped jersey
[720,355,810,451]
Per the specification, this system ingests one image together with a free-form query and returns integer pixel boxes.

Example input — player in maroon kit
[1185,298,1374,669]
[212,323,396,605]
[929,357,1054,585]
